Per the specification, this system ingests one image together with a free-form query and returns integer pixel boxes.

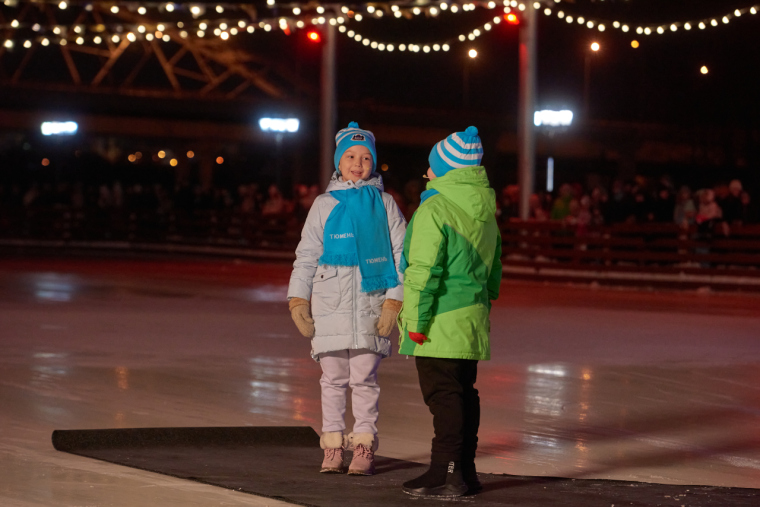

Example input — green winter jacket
[398,166,502,360]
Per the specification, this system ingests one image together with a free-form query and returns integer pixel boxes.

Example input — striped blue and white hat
[334,121,377,171]
[428,126,483,177]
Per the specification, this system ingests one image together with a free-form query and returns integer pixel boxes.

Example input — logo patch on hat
[351,134,366,141]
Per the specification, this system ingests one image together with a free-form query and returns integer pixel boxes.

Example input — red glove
[409,332,428,345]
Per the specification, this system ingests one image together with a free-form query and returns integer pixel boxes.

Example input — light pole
[583,42,600,118]
[259,118,300,188]
[534,110,573,193]
[517,4,537,220]
[319,24,337,191]
[463,48,477,108]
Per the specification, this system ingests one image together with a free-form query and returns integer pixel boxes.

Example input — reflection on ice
[250,380,292,394]
[523,363,597,468]
[523,433,562,449]
[32,275,78,302]
[241,285,288,302]
[31,351,71,386]
[525,363,569,417]
[115,366,129,390]
[528,364,568,377]
[246,356,318,425]
[33,352,68,360]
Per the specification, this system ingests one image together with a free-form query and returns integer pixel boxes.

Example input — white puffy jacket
[287,172,407,361]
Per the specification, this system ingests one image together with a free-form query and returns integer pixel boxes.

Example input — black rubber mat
[52,426,759,506]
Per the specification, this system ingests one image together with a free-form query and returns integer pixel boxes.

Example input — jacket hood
[326,172,385,193]
[427,166,496,221]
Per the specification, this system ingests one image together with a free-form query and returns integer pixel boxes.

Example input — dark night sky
[1,0,758,129]
[320,0,760,127]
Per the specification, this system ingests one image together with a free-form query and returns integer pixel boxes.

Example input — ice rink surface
[1,257,760,506]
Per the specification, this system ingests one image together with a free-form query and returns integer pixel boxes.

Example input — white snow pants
[318,349,382,435]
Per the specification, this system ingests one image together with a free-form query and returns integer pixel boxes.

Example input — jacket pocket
[366,287,386,317]
[312,267,340,316]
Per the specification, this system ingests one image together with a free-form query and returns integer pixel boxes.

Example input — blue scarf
[320,185,399,293]
[420,188,439,203]
[399,188,440,275]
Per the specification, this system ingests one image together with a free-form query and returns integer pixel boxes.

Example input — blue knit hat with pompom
[334,122,377,172]
[428,126,483,177]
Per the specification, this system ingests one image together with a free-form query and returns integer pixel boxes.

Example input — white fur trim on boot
[320,431,345,450]
[347,432,379,452]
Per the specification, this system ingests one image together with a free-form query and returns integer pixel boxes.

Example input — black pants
[415,356,480,464]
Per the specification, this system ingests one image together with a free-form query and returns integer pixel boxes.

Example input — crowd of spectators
[1,174,757,235]
[495,177,758,233]
[0,180,319,221]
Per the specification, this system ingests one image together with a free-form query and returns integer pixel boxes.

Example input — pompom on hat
[428,126,483,177]
[334,121,377,172]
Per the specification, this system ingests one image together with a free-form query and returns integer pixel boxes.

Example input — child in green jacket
[399,126,502,498]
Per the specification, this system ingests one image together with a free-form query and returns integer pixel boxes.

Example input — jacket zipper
[352,265,357,348]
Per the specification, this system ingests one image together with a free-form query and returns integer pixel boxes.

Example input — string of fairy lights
[538,3,759,37]
[0,1,758,53]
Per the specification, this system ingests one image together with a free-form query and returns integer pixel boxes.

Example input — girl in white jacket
[287,122,406,475]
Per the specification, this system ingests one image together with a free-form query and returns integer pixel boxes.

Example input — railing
[500,220,760,290]
[3,207,760,290]
[0,207,301,254]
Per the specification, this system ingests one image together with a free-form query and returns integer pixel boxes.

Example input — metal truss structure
[0,2,314,101]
